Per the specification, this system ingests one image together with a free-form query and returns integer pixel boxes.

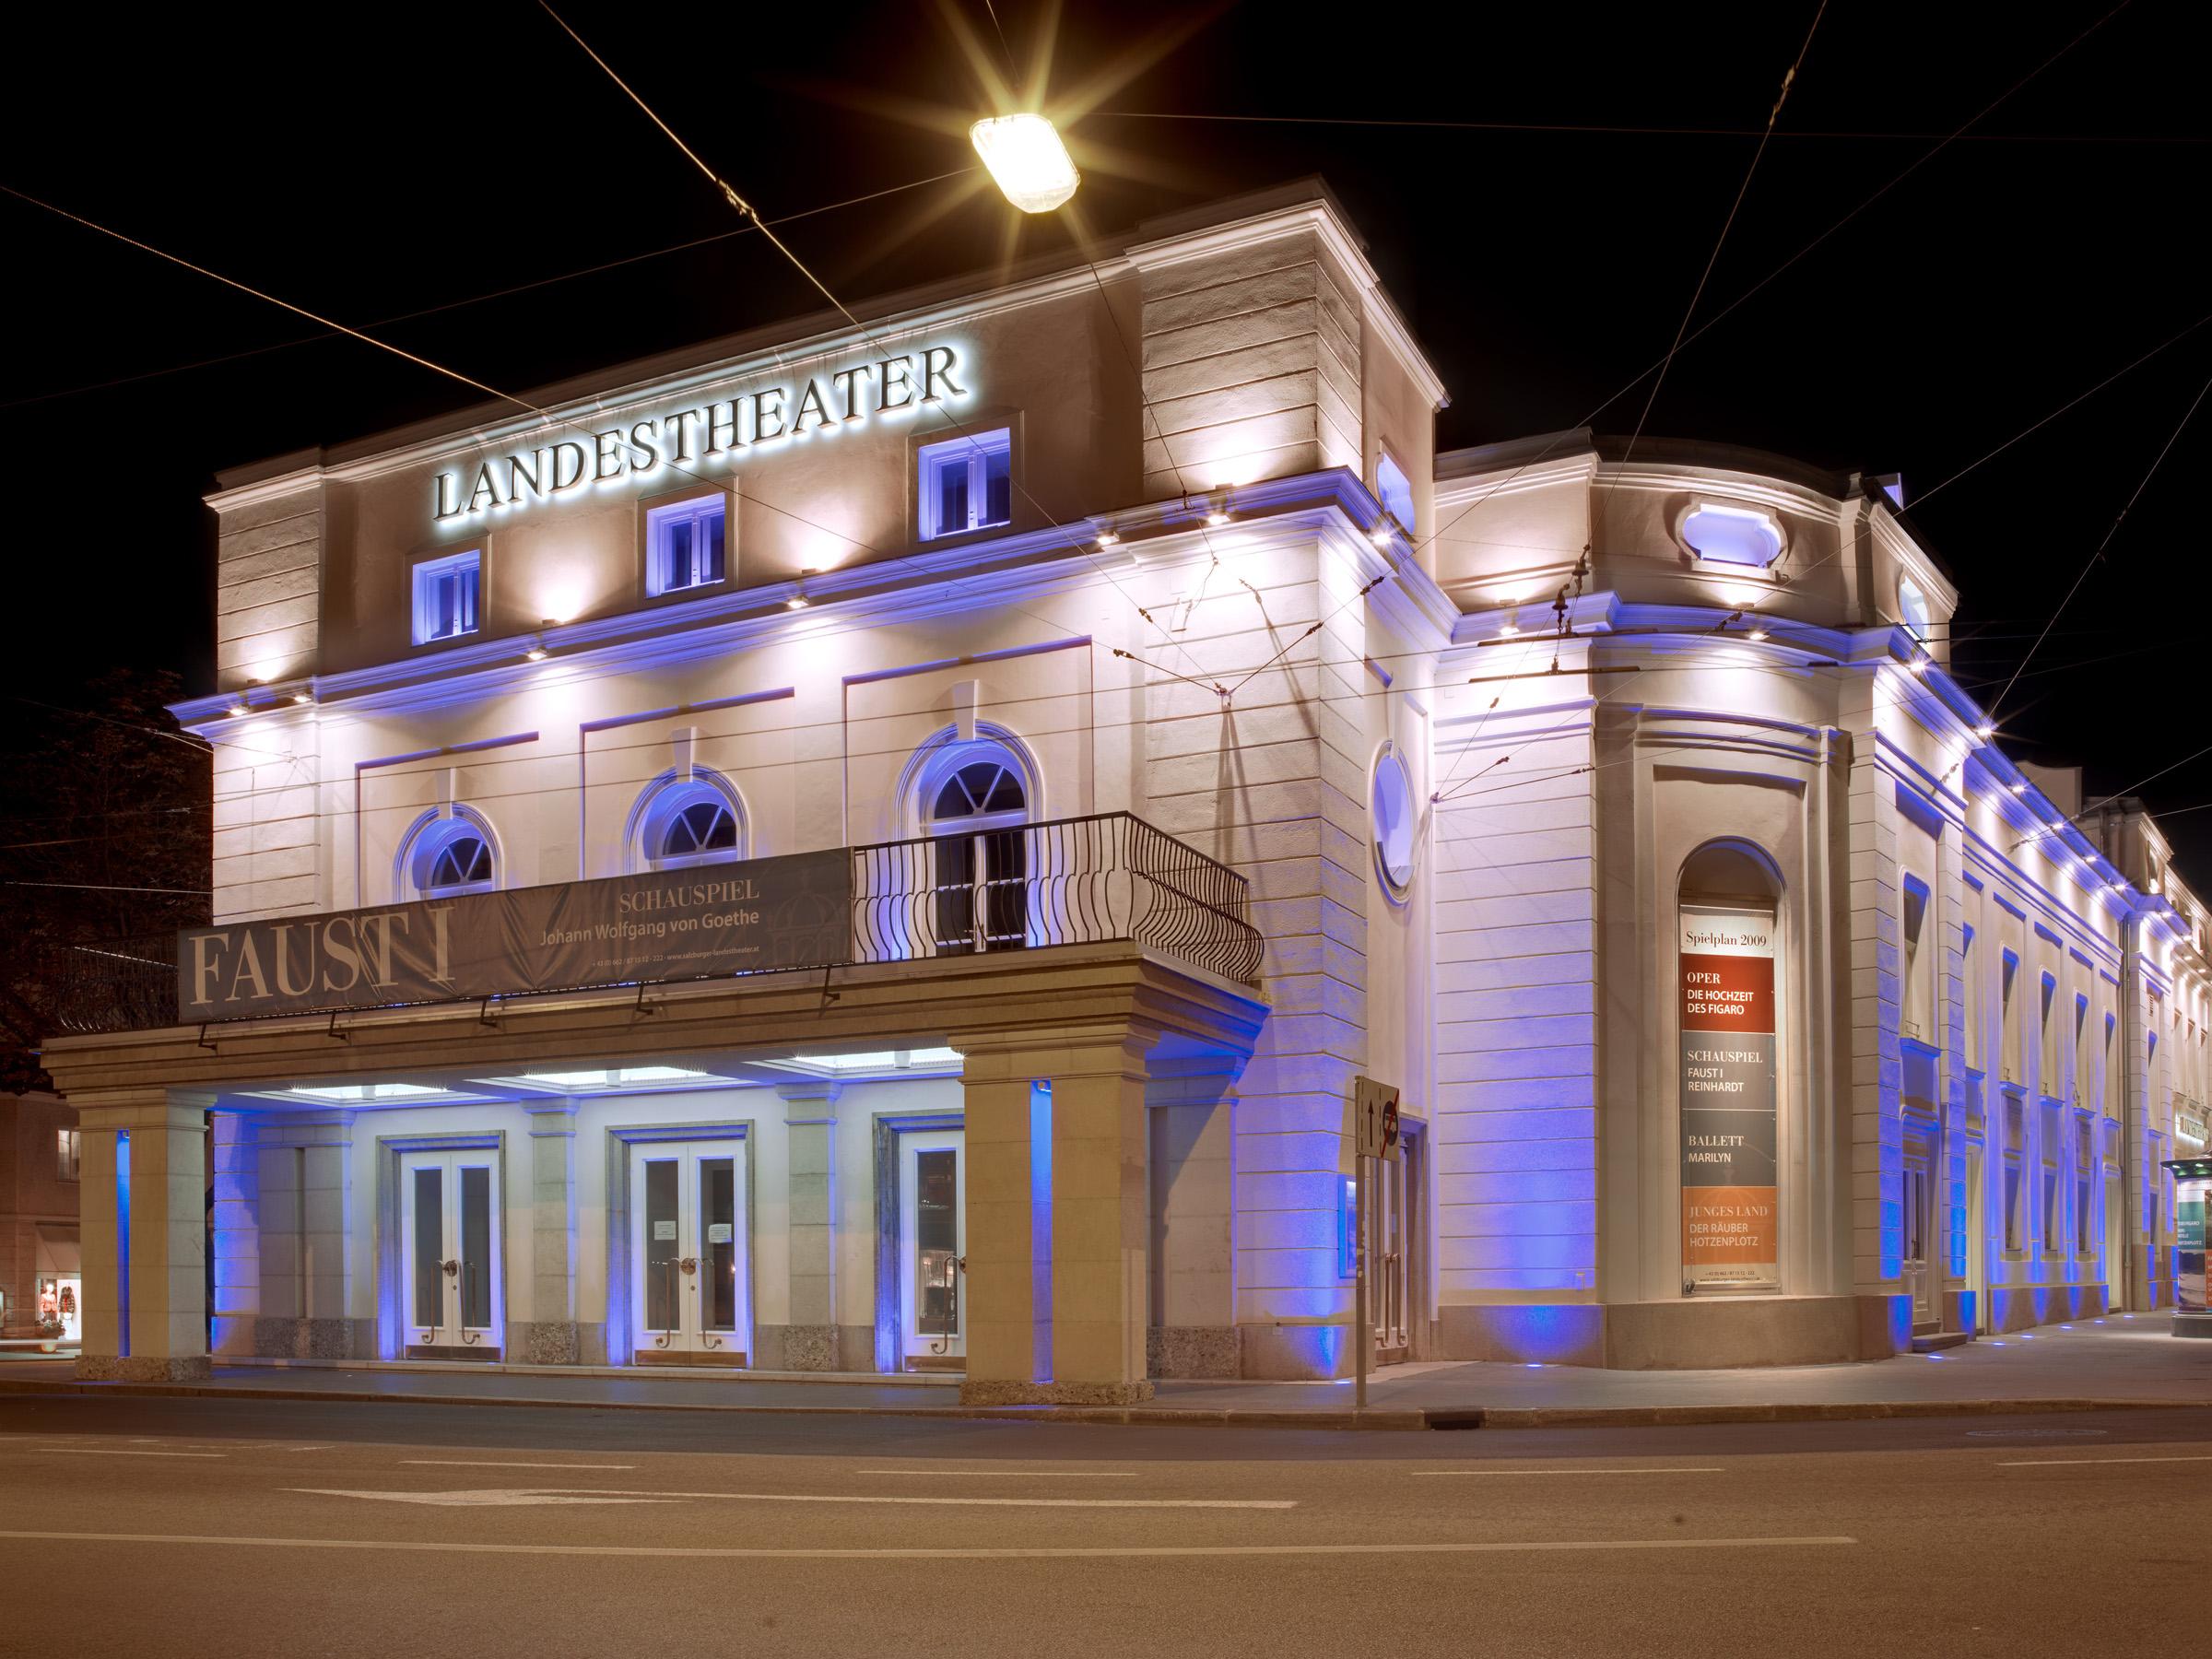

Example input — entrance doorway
[2103,1163,2125,1312]
[900,1129,965,1368]
[629,1143,748,1365]
[400,1149,500,1354]
[1902,1148,1935,1331]
[1369,1132,1421,1365]
[1966,1145,1988,1335]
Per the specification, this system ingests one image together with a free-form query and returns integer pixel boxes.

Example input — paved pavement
[3,1396,2207,1657]
[4,1316,2205,1427]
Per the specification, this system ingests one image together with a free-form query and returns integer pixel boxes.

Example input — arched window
[629,771,747,872]
[400,809,499,900]
[917,737,1033,955]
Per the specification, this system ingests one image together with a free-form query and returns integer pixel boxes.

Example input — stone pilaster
[777,1083,841,1371]
[1147,1065,1241,1378]
[76,1090,212,1382]
[522,1102,581,1364]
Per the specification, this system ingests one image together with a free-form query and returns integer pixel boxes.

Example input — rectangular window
[1961,925,1981,1070]
[413,549,480,643]
[2003,1160,2021,1253]
[56,1127,80,1182]
[2041,1165,2058,1254]
[1900,877,1933,1042]
[2039,973,2058,1094]
[918,429,1012,539]
[2000,951,2020,1082]
[646,497,726,596]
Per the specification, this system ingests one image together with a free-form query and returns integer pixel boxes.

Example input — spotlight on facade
[970,113,1081,213]
[787,571,815,611]
[1206,506,1230,527]
[1976,721,1995,738]
[1747,626,1769,642]
[1370,523,1394,548]
[1907,656,1927,676]
[1497,620,1521,638]
[2010,782,2028,794]
[524,641,547,663]
[1095,528,1120,548]
[226,699,249,718]
[290,691,312,706]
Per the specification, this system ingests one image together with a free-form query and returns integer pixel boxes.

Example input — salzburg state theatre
[46,182,2211,1395]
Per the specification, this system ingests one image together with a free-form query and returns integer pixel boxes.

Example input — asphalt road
[3,1395,2207,1658]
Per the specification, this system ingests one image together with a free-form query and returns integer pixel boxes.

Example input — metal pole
[1355,1153,1369,1413]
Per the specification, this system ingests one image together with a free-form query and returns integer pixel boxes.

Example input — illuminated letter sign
[429,345,970,526]
[1678,905,1780,1292]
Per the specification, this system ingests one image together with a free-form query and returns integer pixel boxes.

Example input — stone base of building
[753,1324,874,1371]
[778,1324,841,1371]
[512,1322,582,1366]
[76,1354,213,1382]
[2171,1312,2212,1339]
[1433,1294,1913,1369]
[959,1378,1156,1406]
[230,1317,377,1360]
[1147,1325,1240,1378]
[1985,1283,2110,1334]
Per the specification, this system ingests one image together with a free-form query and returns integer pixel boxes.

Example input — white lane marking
[30,1448,225,1459]
[1416,1477,1725,1486]
[402,1461,637,1471]
[292,1489,671,1508]
[849,1477,1141,1486]
[0,1529,1859,1559]
[1996,1454,2212,1468]
[292,1488,1292,1511]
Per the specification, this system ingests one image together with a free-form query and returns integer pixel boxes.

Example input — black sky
[5,0,2207,864]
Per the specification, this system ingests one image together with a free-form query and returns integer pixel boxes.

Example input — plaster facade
[42,184,2201,1394]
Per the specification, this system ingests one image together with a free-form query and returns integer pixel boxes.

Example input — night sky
[6,1,2207,863]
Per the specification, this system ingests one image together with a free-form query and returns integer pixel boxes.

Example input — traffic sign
[1354,1076,1402,1161]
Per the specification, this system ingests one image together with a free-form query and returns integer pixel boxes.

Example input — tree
[0,671,208,1091]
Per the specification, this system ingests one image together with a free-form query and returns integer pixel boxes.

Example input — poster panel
[1679,903,1780,1292]
[179,849,852,1020]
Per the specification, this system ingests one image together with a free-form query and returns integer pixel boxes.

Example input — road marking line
[29,1448,225,1459]
[402,1461,638,1471]
[1996,1454,2212,1468]
[292,1488,1292,1511]
[0,1529,1859,1560]
[1416,1477,1725,1486]
[844,1477,1141,1486]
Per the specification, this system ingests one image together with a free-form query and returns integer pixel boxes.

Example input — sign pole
[1354,1152,1369,1413]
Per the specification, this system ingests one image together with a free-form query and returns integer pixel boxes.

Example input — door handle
[441,1258,459,1278]
[680,1256,699,1276]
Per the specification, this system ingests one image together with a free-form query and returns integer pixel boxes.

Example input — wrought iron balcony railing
[47,812,1262,1035]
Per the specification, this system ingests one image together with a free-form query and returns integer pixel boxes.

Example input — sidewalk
[1,1315,2203,1430]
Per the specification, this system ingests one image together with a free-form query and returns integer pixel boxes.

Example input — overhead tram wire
[1395,0,2137,598]
[1986,364,2212,723]
[0,166,977,414]
[1609,0,1827,480]
[1094,111,2203,145]
[533,0,1222,692]
[0,181,1142,700]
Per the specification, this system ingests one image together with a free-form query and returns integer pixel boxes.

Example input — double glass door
[900,1131,965,1366]
[1902,1152,1934,1328]
[401,1149,500,1350]
[631,1144,747,1364]
[1368,1148,1411,1364]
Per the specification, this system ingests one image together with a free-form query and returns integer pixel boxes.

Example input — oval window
[1898,574,1930,641]
[1371,746,1417,896]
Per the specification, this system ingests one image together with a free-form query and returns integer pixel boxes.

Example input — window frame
[56,1127,80,1183]
[398,807,500,902]
[629,770,749,874]
[411,547,483,646]
[916,427,1014,542]
[643,491,730,599]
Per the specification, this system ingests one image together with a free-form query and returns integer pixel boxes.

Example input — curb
[0,1377,1427,1431]
[1471,1397,2206,1429]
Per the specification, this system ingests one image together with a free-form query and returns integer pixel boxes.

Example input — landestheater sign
[178,851,853,1020]
[432,343,970,524]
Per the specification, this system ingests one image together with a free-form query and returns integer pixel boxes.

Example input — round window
[1371,745,1417,896]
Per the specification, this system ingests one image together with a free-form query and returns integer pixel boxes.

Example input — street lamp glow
[971,114,1080,213]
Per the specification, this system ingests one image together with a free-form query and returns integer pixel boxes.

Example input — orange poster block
[1682,1185,1778,1270]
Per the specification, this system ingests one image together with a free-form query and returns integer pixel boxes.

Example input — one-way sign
[1354,1076,1402,1161]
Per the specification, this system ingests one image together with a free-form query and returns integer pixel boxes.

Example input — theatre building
[44,183,2202,1392]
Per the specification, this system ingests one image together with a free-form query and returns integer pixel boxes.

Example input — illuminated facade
[43,184,2200,1389]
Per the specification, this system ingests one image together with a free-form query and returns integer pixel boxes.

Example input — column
[208,1113,260,1358]
[1146,1065,1240,1378]
[1049,1033,1154,1403]
[524,1102,581,1364]
[958,1040,1053,1398]
[76,1090,210,1382]
[959,1027,1158,1406]
[300,1117,355,1358]
[779,1083,841,1371]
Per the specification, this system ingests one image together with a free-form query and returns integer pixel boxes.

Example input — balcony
[51,812,1262,1034]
